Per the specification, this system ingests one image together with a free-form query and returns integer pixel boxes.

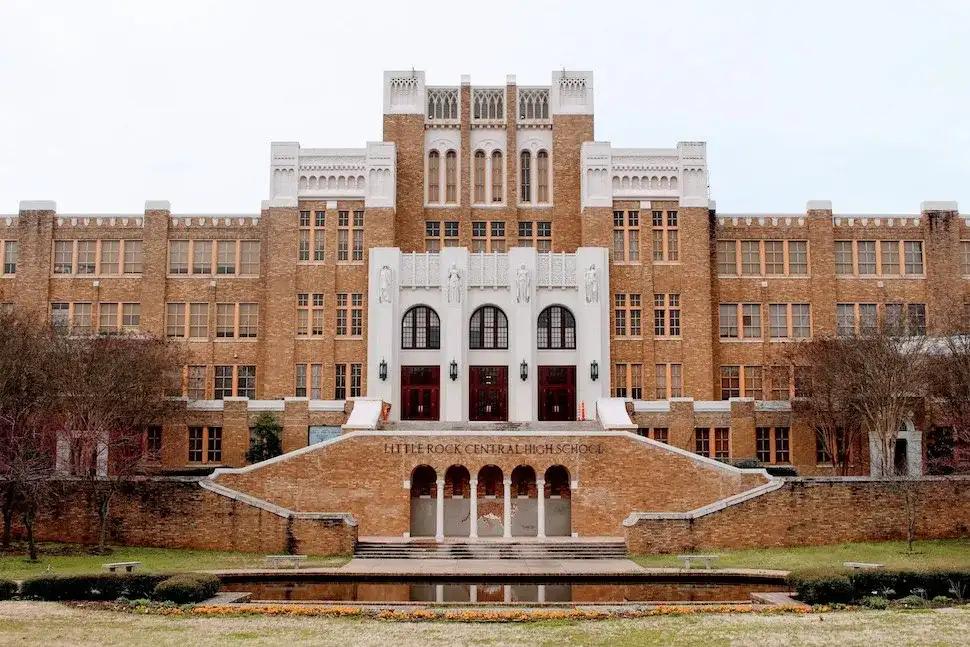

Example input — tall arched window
[402,305,440,349]
[469,305,508,350]
[491,151,503,203]
[520,151,532,203]
[537,305,576,349]
[427,151,440,203]
[445,150,457,203]
[536,150,549,203]
[473,150,486,203]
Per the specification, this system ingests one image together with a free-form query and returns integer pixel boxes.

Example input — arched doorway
[476,465,504,537]
[444,465,471,537]
[544,465,572,537]
[409,465,437,538]
[510,465,538,536]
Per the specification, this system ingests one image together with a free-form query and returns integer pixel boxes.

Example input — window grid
[651,210,679,262]
[611,363,643,399]
[298,210,326,262]
[756,427,791,464]
[1,241,17,275]
[767,303,812,339]
[296,293,326,337]
[517,221,552,252]
[212,365,256,400]
[536,305,576,350]
[720,365,766,400]
[471,221,507,253]
[612,210,640,263]
[834,240,924,276]
[716,239,809,276]
[653,293,680,338]
[613,293,642,337]
[336,293,363,337]
[52,239,145,276]
[188,426,223,464]
[654,363,683,399]
[168,239,259,276]
[719,303,762,340]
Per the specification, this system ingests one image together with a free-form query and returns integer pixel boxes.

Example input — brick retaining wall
[24,478,357,556]
[625,477,970,554]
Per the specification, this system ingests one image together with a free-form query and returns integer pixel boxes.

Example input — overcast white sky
[1,0,968,214]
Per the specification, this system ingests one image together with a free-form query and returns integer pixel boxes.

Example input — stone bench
[843,561,885,570]
[102,561,142,573]
[264,554,308,569]
[677,554,720,570]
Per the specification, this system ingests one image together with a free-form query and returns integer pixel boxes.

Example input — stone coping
[623,479,786,526]
[199,479,357,526]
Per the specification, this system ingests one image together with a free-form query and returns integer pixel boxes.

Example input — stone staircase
[354,539,628,560]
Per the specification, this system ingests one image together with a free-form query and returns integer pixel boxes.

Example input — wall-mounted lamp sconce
[379,358,387,381]
[520,360,528,382]
[590,360,599,382]
[449,360,458,381]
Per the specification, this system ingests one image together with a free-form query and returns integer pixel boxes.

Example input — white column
[503,585,512,603]
[469,478,479,539]
[503,477,512,538]
[435,477,445,541]
[536,478,546,538]
[435,584,444,603]
[537,584,546,604]
[469,584,478,603]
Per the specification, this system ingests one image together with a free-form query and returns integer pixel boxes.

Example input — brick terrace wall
[625,476,970,554]
[214,432,769,537]
[24,479,357,556]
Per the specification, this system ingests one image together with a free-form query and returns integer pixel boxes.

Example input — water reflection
[221,579,777,603]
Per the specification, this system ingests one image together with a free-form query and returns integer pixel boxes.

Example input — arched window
[469,305,508,350]
[445,150,457,203]
[427,151,440,203]
[520,151,532,203]
[537,305,576,349]
[473,150,486,203]
[490,151,503,202]
[536,150,549,203]
[402,305,440,349]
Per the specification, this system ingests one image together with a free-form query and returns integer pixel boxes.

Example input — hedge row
[787,568,970,604]
[0,579,16,600]
[18,572,222,603]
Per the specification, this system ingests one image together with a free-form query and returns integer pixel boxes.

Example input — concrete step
[354,540,628,560]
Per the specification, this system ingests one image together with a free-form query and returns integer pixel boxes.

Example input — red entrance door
[538,366,576,421]
[401,366,440,420]
[469,366,508,421]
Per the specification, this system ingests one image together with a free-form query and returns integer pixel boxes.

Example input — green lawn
[0,602,968,646]
[631,539,970,571]
[0,543,349,580]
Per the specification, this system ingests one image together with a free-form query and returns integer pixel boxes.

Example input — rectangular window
[76,240,96,274]
[350,363,362,397]
[716,240,737,275]
[714,428,731,459]
[51,302,69,331]
[613,363,628,398]
[719,304,738,338]
[99,303,119,334]
[834,241,853,275]
[650,210,677,262]
[613,210,640,262]
[352,210,364,261]
[694,428,711,458]
[237,366,256,398]
[216,240,236,274]
[187,366,206,399]
[907,303,927,335]
[188,427,204,462]
[791,304,811,338]
[740,241,760,275]
[857,240,876,275]
[297,293,326,337]
[774,427,790,463]
[518,221,552,252]
[742,304,762,339]
[769,365,790,401]
[240,240,260,274]
[2,241,17,275]
[351,293,363,336]
[903,241,924,275]
[295,364,324,398]
[146,426,162,461]
[216,304,235,338]
[881,240,900,275]
[859,303,878,335]
[653,294,680,338]
[213,366,233,399]
[336,294,348,336]
[720,365,740,399]
[755,427,771,463]
[836,303,856,337]
[295,364,307,397]
[654,363,682,399]
[337,211,349,261]
[121,303,140,331]
[769,303,788,339]
[238,304,258,338]
[99,240,119,274]
[123,240,143,274]
[189,303,208,338]
[53,240,73,274]
[764,241,785,275]
[788,241,808,275]
[72,303,92,334]
[206,427,223,463]
[744,365,762,399]
[334,364,347,400]
[193,240,212,274]
[961,241,970,275]
[169,240,189,274]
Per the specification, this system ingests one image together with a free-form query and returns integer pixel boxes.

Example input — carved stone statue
[447,264,462,304]
[584,264,599,304]
[515,263,531,304]
[377,265,392,304]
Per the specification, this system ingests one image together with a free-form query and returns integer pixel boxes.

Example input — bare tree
[50,333,183,553]
[926,334,970,474]
[0,311,59,552]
